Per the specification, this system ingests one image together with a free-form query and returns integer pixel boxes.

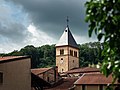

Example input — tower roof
[56,26,78,48]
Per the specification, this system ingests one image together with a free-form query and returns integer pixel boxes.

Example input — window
[62,69,64,72]
[74,51,77,57]
[0,72,3,84]
[47,77,49,82]
[60,58,63,63]
[60,49,64,55]
[61,58,63,60]
[70,50,73,56]
[99,85,103,90]
[73,60,74,63]
[82,85,85,90]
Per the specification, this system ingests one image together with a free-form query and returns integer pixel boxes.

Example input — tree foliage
[0,45,56,68]
[85,0,120,86]
[79,42,103,67]
[0,42,103,69]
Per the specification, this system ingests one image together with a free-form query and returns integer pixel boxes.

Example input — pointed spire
[65,16,69,32]
[56,17,78,48]
[66,16,69,27]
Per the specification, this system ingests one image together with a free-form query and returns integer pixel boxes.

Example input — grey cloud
[0,0,30,46]
[0,0,98,53]
[8,0,88,38]
[0,21,27,44]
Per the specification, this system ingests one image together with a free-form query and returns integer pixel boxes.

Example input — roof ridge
[74,73,85,84]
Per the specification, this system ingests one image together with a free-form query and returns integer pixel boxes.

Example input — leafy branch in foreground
[85,0,120,89]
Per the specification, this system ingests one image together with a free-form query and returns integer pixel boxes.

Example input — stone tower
[56,19,79,73]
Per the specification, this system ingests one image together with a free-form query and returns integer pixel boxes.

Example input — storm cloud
[0,0,97,53]
[8,0,88,36]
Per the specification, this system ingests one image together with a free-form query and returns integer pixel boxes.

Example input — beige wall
[0,58,31,90]
[56,55,69,73]
[56,46,79,73]
[56,47,68,56]
[68,47,79,58]
[68,56,79,70]
[68,47,79,70]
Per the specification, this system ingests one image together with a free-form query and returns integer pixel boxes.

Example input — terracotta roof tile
[31,67,52,75]
[74,73,119,85]
[65,67,100,74]
[45,77,78,90]
[0,56,30,63]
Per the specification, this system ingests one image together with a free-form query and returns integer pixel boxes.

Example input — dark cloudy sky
[0,0,97,53]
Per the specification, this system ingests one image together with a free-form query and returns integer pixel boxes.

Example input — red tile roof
[45,77,78,90]
[31,67,52,75]
[74,73,119,85]
[0,56,30,63]
[65,67,100,74]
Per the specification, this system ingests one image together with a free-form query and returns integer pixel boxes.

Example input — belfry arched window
[60,49,64,55]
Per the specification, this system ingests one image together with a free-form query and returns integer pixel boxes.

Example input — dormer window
[60,49,64,55]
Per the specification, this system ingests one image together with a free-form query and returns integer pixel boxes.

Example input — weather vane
[66,16,69,27]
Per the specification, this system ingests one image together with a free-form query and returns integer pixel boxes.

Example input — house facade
[0,56,31,90]
[31,66,63,89]
[31,66,60,84]
[74,73,119,90]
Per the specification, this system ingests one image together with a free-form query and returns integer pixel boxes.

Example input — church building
[56,18,79,73]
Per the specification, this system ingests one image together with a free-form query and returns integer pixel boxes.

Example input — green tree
[79,42,103,67]
[7,50,22,56]
[20,45,39,68]
[85,0,120,87]
[0,43,102,69]
[39,45,56,67]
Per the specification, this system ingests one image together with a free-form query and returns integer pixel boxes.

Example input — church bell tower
[56,17,79,73]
